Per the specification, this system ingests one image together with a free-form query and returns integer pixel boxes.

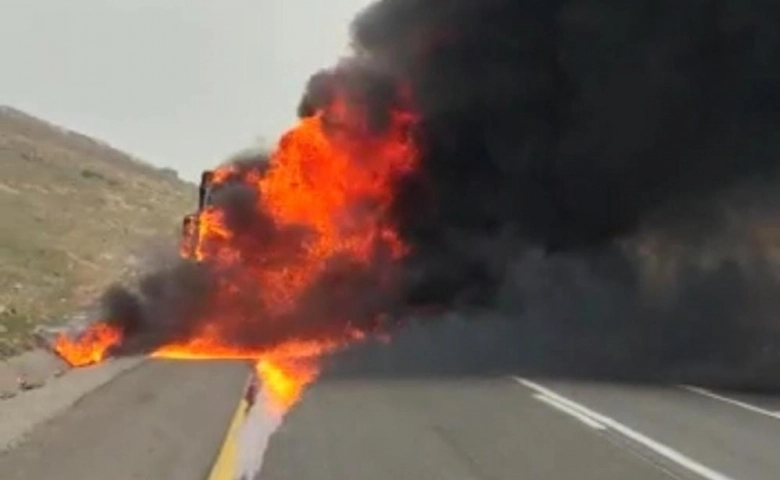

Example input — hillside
[0,106,197,356]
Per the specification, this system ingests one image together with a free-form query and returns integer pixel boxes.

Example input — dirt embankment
[0,106,196,357]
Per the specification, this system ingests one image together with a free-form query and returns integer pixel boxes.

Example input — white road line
[681,385,780,421]
[533,393,607,430]
[513,377,735,480]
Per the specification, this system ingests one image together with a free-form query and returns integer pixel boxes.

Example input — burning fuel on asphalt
[55,0,780,415]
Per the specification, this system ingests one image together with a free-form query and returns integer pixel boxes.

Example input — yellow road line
[207,397,249,480]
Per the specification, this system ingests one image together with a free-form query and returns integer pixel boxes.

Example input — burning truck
[50,74,420,414]
[179,169,215,260]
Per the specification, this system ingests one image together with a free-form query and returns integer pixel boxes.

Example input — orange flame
[53,322,122,367]
[256,346,325,415]
[58,88,417,415]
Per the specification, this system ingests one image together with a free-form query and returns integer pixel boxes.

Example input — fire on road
[51,79,418,417]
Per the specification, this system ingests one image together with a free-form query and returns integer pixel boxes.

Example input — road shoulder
[0,354,143,452]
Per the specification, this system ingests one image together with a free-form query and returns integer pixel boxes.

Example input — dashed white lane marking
[513,377,735,480]
[682,385,780,422]
[533,392,607,430]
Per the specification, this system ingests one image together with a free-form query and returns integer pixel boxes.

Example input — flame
[256,348,323,415]
[53,322,122,367]
[151,340,331,413]
[56,87,417,415]
[158,93,416,415]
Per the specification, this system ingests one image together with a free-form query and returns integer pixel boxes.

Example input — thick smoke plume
[93,0,780,388]
[346,0,780,279]
[327,0,780,386]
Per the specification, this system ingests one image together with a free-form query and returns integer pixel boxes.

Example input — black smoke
[342,0,780,257]
[314,0,780,387]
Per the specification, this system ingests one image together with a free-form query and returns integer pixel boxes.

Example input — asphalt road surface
[3,361,780,480]
[0,359,248,480]
[260,376,780,480]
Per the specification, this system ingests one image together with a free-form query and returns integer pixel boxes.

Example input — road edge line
[533,392,606,430]
[513,377,735,480]
[681,385,780,421]
[206,385,251,480]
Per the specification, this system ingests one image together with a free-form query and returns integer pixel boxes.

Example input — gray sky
[0,0,370,181]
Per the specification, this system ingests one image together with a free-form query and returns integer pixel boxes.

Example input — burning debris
[53,322,122,368]
[54,0,780,414]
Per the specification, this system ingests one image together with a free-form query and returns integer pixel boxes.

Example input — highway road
[260,376,780,480]
[2,360,780,479]
[0,359,248,480]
